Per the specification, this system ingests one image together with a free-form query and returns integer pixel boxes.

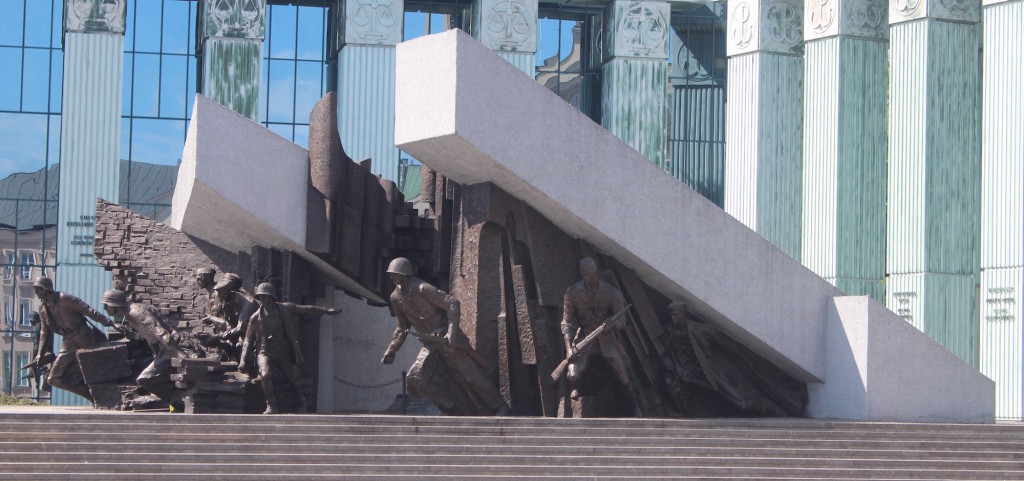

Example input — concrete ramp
[394,29,994,422]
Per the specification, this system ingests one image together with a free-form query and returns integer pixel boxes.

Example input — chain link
[333,375,404,390]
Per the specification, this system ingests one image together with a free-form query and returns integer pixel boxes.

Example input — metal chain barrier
[333,375,404,390]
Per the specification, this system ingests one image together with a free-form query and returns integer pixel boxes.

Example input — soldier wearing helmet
[381,257,508,415]
[102,289,190,404]
[241,281,342,414]
[31,275,119,402]
[199,273,255,360]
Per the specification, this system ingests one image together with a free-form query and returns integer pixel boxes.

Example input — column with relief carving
[724,0,805,260]
[980,0,1024,420]
[197,0,266,121]
[801,1,887,301]
[600,0,671,169]
[471,0,537,75]
[330,0,403,180]
[885,0,981,366]
[55,0,127,404]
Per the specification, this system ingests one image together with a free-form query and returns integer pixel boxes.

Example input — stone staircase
[1,410,1022,480]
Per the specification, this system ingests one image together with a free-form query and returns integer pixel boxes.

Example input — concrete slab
[393,29,995,422]
[809,296,995,423]
[170,94,383,303]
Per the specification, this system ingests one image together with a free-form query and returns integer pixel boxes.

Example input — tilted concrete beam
[169,94,383,304]
[394,29,994,422]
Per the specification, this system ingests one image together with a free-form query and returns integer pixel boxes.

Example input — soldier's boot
[260,377,279,414]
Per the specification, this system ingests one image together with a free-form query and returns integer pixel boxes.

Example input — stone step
[1,461,1020,479]
[4,418,1021,441]
[4,429,1021,452]
[5,412,1022,434]
[3,441,1019,460]
[3,451,1023,471]
[0,475,991,481]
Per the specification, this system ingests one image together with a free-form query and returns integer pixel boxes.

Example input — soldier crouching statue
[241,282,342,414]
[31,276,121,402]
[380,257,509,416]
[101,289,196,405]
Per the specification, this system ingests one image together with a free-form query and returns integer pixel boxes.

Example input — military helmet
[254,282,277,300]
[196,266,215,277]
[102,289,128,307]
[32,276,54,292]
[386,257,414,276]
[214,273,242,291]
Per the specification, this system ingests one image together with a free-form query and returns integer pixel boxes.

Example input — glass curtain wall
[0,0,62,398]
[536,4,602,123]
[667,6,727,207]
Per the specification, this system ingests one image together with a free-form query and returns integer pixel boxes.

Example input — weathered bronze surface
[381,257,509,416]
[31,276,118,402]
[242,282,341,414]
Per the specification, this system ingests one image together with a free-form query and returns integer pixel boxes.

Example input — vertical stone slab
[198,0,266,121]
[724,0,805,260]
[801,0,887,301]
[980,0,1024,420]
[885,0,981,366]
[55,0,127,405]
[471,0,538,75]
[332,0,403,181]
[601,0,671,169]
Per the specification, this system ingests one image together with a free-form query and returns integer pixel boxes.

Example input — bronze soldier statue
[31,276,120,402]
[199,273,255,360]
[560,258,635,404]
[241,282,341,414]
[663,301,807,417]
[380,257,508,415]
[193,266,216,313]
[101,289,193,404]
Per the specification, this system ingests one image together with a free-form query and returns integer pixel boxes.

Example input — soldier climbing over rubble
[101,289,198,405]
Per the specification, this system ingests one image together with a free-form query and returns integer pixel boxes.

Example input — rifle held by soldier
[550,304,632,382]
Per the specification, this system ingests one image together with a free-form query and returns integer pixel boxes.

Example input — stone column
[885,0,981,366]
[601,0,671,169]
[55,0,126,404]
[331,0,403,181]
[801,0,887,301]
[724,0,805,260]
[980,0,1024,420]
[471,0,538,75]
[197,0,266,121]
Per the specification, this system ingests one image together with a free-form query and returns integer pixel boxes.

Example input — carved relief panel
[475,0,538,52]
[337,0,404,46]
[889,0,980,23]
[805,0,887,41]
[603,1,671,60]
[64,0,126,34]
[727,0,804,56]
[200,0,266,39]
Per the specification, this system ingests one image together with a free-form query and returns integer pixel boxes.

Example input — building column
[331,0,403,181]
[801,0,888,301]
[724,0,805,259]
[885,0,981,366]
[56,0,127,404]
[470,0,538,75]
[601,0,671,169]
[197,0,266,121]
[980,0,1024,420]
